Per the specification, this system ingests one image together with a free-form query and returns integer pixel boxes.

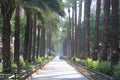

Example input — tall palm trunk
[101,0,110,61]
[76,0,82,58]
[32,14,37,61]
[92,0,101,60]
[40,26,45,57]
[68,8,72,58]
[1,0,15,72]
[63,39,67,56]
[81,24,86,59]
[36,26,41,58]
[71,6,75,57]
[14,5,20,71]
[84,0,92,59]
[28,13,33,63]
[47,30,52,56]
[74,0,77,57]
[23,9,30,62]
[111,0,119,65]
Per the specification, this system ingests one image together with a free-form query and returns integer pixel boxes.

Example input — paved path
[32,56,88,80]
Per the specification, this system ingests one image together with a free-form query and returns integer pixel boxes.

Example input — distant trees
[64,0,120,66]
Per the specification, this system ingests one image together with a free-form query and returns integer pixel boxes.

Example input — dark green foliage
[113,63,120,78]
[97,61,111,75]
[44,0,65,16]
[20,59,34,71]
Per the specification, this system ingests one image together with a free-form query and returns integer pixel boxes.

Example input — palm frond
[43,0,65,17]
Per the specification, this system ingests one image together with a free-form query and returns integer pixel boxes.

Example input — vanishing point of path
[32,56,88,80]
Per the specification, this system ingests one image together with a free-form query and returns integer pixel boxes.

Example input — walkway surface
[32,56,88,80]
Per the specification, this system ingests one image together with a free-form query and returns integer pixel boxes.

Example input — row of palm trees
[64,0,119,66]
[0,0,64,72]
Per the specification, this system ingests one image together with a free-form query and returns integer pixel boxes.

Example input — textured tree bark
[111,0,119,65]
[28,13,33,63]
[40,26,45,57]
[47,29,52,56]
[74,0,77,57]
[71,6,75,57]
[101,0,110,61]
[84,0,92,59]
[92,0,101,60]
[32,14,37,61]
[23,9,30,62]
[36,27,40,58]
[1,0,15,72]
[14,5,20,72]
[81,25,86,59]
[76,0,82,58]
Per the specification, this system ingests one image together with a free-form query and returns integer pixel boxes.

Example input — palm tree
[92,0,101,61]
[74,0,77,57]
[81,22,86,59]
[23,9,31,62]
[111,0,119,65]
[84,0,92,59]
[28,11,33,63]
[36,24,41,58]
[1,0,15,72]
[40,26,45,57]
[76,0,83,58]
[23,0,64,62]
[32,14,37,61]
[14,3,20,72]
[71,6,75,57]
[101,0,110,61]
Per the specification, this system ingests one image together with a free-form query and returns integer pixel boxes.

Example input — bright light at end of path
[54,56,60,60]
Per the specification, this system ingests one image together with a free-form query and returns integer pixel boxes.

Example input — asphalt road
[32,56,88,80]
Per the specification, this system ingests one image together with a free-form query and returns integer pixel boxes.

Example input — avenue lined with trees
[63,0,120,78]
[0,0,120,79]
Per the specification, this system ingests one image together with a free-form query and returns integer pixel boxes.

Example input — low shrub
[71,57,76,61]
[113,63,120,78]
[92,60,99,70]
[11,62,17,72]
[41,57,45,61]
[75,57,81,62]
[48,56,53,60]
[35,57,43,64]
[26,64,34,71]
[97,61,111,75]
[86,58,93,68]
